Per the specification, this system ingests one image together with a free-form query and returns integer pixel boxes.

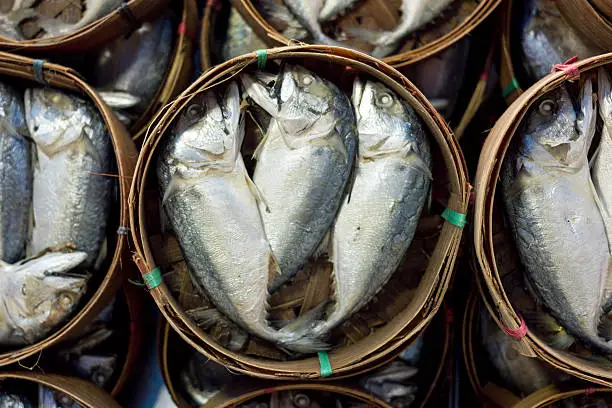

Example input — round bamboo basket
[463,290,612,408]
[230,0,501,68]
[474,52,612,387]
[130,45,469,380]
[0,0,169,54]
[130,0,197,143]
[0,372,120,407]
[159,306,450,408]
[0,52,137,367]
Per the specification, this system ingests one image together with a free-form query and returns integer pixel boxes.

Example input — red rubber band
[207,0,221,11]
[585,387,596,395]
[445,307,454,324]
[264,387,276,394]
[552,56,580,80]
[177,22,196,43]
[502,314,528,339]
[480,71,489,81]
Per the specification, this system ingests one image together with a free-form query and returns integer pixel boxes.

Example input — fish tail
[275,301,330,352]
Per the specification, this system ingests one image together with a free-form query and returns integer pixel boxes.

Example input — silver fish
[93,16,173,119]
[253,0,308,41]
[241,64,356,290]
[0,392,31,408]
[520,0,601,81]
[361,361,419,385]
[398,333,425,365]
[310,78,430,338]
[502,80,612,353]
[25,88,113,268]
[282,0,344,46]
[180,351,234,405]
[158,82,323,352]
[223,8,269,62]
[38,386,81,408]
[318,0,361,22]
[480,308,562,395]
[363,382,417,403]
[351,0,455,57]
[73,354,116,387]
[0,81,31,263]
[0,250,88,346]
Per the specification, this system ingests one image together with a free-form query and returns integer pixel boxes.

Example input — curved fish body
[502,80,612,353]
[282,0,345,46]
[480,308,561,395]
[0,250,88,346]
[520,0,601,81]
[158,82,324,352]
[0,82,31,263]
[312,79,430,338]
[25,88,113,268]
[93,16,173,117]
[241,64,356,290]
[353,0,454,58]
[318,0,360,22]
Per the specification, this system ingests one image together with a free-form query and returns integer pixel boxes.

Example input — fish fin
[312,231,331,259]
[243,169,269,213]
[162,174,189,204]
[277,301,330,352]
[252,122,271,160]
[523,311,575,349]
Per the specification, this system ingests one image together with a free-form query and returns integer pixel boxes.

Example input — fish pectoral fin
[252,122,271,161]
[244,173,269,212]
[162,175,190,205]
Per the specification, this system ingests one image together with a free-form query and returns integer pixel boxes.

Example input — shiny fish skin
[93,16,173,116]
[480,308,560,395]
[353,0,454,57]
[241,64,356,291]
[158,82,324,352]
[223,8,268,61]
[502,80,612,353]
[25,88,113,268]
[318,0,360,22]
[311,79,430,338]
[0,392,31,408]
[0,250,88,346]
[520,0,600,81]
[282,0,344,46]
[0,82,31,263]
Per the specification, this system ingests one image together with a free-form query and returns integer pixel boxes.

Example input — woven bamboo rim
[0,372,120,407]
[0,0,169,54]
[130,45,469,380]
[0,52,137,367]
[462,289,612,408]
[230,0,501,68]
[131,0,197,143]
[159,308,450,408]
[499,0,523,105]
[474,52,612,387]
[109,284,144,397]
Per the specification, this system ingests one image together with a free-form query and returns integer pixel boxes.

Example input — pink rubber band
[445,307,454,324]
[177,22,196,43]
[207,0,221,11]
[264,387,276,394]
[552,56,580,80]
[502,315,528,339]
[585,387,596,395]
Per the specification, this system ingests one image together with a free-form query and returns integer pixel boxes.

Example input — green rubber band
[318,351,333,377]
[255,49,268,70]
[143,267,162,290]
[502,77,520,98]
[442,208,467,228]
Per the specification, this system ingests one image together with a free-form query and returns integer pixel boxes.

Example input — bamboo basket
[0,52,137,367]
[159,306,450,408]
[230,0,501,68]
[0,0,169,54]
[462,290,612,408]
[130,0,197,143]
[0,372,120,407]
[130,45,469,380]
[473,52,612,387]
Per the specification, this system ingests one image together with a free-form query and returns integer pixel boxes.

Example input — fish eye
[301,74,314,86]
[377,93,394,107]
[58,293,73,309]
[187,104,202,118]
[538,99,556,116]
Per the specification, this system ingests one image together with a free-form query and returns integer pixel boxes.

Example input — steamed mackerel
[521,0,601,81]
[502,80,612,353]
[0,250,88,346]
[158,82,323,352]
[0,82,31,264]
[241,64,356,290]
[311,79,430,338]
[282,0,345,46]
[25,88,113,268]
[318,0,360,22]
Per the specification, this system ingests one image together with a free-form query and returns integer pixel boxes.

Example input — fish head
[243,64,335,137]
[520,85,584,168]
[5,251,88,342]
[171,82,242,170]
[24,88,87,156]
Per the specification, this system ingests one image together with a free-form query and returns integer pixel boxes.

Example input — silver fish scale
[27,89,112,268]
[0,82,30,264]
